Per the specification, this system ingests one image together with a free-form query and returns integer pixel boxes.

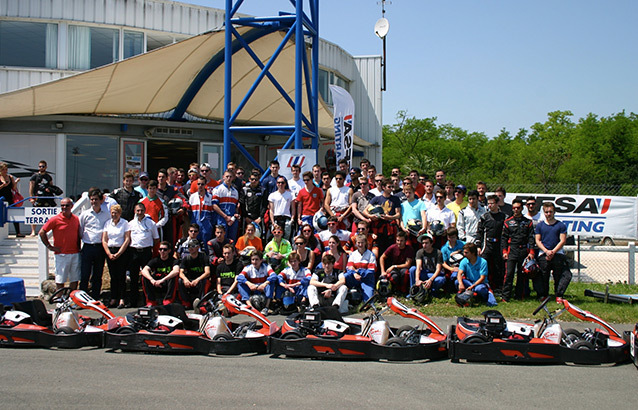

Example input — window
[68,25,119,70]
[147,33,187,52]
[318,68,349,106]
[124,30,144,59]
[0,21,57,68]
[66,135,119,199]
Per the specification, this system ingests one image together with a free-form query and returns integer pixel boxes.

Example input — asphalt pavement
[0,309,636,409]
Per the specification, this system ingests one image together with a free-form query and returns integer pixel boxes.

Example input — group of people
[25,156,572,314]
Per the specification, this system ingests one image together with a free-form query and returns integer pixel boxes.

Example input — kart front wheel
[114,326,136,335]
[212,332,233,341]
[385,337,407,347]
[570,340,594,350]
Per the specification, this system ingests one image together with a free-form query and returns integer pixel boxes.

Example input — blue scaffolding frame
[224,0,320,173]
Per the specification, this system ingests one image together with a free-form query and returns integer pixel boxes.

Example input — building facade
[0,0,382,200]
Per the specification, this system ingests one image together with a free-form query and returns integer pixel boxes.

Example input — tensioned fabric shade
[0,27,371,147]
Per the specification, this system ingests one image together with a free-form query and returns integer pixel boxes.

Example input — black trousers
[80,243,106,300]
[128,247,152,307]
[533,253,572,298]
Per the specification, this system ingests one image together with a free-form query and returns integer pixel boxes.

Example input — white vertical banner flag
[329,85,355,167]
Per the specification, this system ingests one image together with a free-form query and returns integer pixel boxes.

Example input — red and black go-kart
[190,291,279,355]
[269,295,447,361]
[0,288,105,349]
[448,296,630,365]
[631,323,638,369]
[103,291,279,355]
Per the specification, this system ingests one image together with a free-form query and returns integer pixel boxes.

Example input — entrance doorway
[147,140,198,178]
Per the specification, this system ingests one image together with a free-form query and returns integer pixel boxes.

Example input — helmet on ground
[447,253,464,267]
[455,289,474,307]
[313,211,328,232]
[410,285,431,305]
[249,294,267,311]
[406,219,423,237]
[282,291,296,311]
[523,256,540,277]
[167,198,183,215]
[429,221,445,237]
[376,278,392,298]
[348,288,362,304]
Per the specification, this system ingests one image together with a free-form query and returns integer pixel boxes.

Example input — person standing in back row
[534,202,572,300]
[29,160,57,236]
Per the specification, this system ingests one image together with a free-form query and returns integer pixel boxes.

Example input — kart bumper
[0,328,104,349]
[203,336,269,355]
[448,325,630,365]
[269,336,448,361]
[104,331,206,354]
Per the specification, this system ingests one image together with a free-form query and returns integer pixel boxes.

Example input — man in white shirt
[324,171,352,228]
[457,189,487,244]
[79,188,111,300]
[287,164,305,198]
[127,202,160,307]
[268,175,295,240]
[426,191,456,249]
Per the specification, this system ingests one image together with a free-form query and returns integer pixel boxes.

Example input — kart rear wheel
[462,334,490,344]
[55,326,75,335]
[212,332,234,341]
[396,325,415,339]
[281,331,304,340]
[570,340,594,350]
[114,326,136,335]
[563,328,582,338]
[385,337,407,347]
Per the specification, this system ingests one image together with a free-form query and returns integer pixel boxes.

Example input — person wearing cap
[178,238,211,309]
[446,184,468,219]
[409,233,445,295]
[141,240,180,307]
[134,172,149,197]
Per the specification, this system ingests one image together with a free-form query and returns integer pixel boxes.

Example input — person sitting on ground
[292,235,315,269]
[455,243,498,307]
[307,254,348,313]
[316,216,351,250]
[141,241,180,307]
[321,235,348,272]
[344,234,377,302]
[207,224,233,268]
[235,222,263,254]
[216,244,242,296]
[264,224,293,273]
[440,227,465,282]
[236,250,279,315]
[410,233,445,297]
[175,223,206,261]
[277,251,312,308]
[379,231,414,295]
[177,239,210,309]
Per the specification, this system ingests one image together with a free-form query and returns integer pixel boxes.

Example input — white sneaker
[260,308,269,316]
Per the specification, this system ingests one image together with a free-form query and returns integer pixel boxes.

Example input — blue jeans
[344,271,375,301]
[408,266,446,293]
[237,274,279,300]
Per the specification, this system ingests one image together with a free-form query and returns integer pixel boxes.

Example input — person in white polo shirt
[127,202,159,307]
[79,188,110,300]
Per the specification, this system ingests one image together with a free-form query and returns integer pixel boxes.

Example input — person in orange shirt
[189,163,218,195]
[236,223,263,253]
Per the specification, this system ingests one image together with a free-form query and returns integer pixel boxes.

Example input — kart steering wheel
[532,296,551,316]
[49,287,72,304]
[198,290,220,311]
[359,294,378,313]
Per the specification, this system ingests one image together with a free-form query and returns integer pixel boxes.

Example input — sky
[184,0,638,138]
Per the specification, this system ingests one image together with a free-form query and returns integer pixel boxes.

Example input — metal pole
[294,0,303,149]
[629,241,635,285]
[223,0,233,169]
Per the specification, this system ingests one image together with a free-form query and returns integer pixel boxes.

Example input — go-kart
[631,323,637,369]
[448,297,630,365]
[103,291,279,354]
[0,288,105,348]
[269,295,447,361]
[190,291,279,355]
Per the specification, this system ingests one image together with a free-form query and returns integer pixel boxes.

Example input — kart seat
[13,299,52,327]
[161,303,199,331]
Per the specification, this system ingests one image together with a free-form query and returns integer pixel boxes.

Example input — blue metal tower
[223,0,320,173]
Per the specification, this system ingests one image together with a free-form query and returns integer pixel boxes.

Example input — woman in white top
[102,204,131,308]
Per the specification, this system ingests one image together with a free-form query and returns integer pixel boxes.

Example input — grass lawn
[405,281,638,324]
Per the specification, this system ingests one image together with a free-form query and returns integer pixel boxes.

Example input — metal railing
[564,242,636,285]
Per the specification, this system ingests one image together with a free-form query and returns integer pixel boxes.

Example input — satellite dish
[374,17,389,38]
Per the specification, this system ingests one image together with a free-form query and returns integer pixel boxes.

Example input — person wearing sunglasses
[141,240,180,307]
[267,176,295,241]
[292,235,315,269]
[178,238,211,310]
[39,197,81,292]
[323,171,352,230]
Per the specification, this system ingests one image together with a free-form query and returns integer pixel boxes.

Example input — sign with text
[506,193,637,239]
[329,85,354,168]
[25,207,59,225]
[277,149,315,179]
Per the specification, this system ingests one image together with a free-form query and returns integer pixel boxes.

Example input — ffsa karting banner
[506,193,638,239]
[329,85,354,167]
[277,149,315,180]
